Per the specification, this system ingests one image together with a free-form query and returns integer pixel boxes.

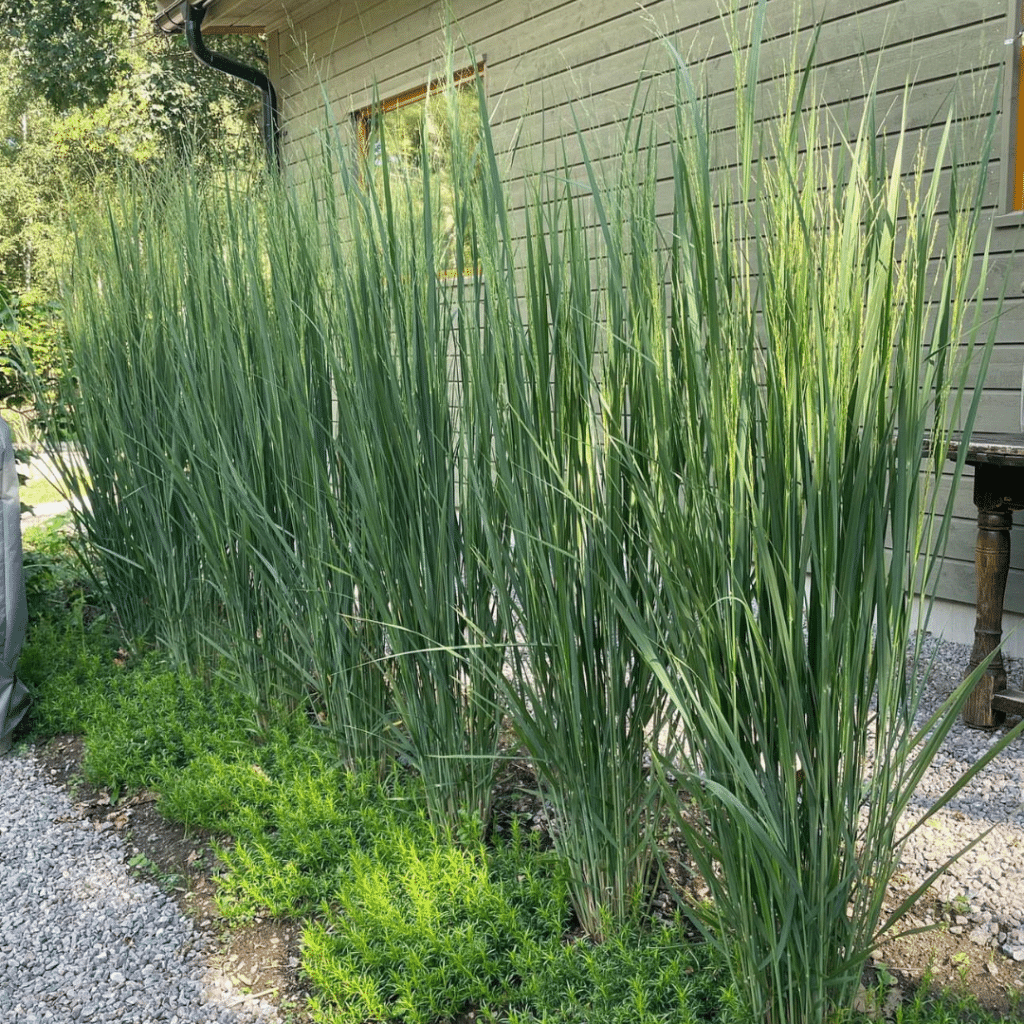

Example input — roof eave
[155,1,200,35]
[154,1,269,36]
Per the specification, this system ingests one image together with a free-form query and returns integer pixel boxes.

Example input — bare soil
[30,734,1024,1023]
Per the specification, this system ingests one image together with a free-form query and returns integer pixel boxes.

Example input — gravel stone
[0,752,279,1023]
[866,633,1024,952]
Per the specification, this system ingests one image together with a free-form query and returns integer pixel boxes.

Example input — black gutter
[182,2,281,171]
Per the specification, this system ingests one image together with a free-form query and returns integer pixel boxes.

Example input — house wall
[259,0,1024,638]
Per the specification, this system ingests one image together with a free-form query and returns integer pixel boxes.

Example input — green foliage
[35,10,1022,1022]
[127,851,182,892]
[363,80,484,272]
[20,516,93,616]
[173,736,728,1024]
[17,592,117,739]
[0,5,262,315]
[0,0,139,112]
[886,982,1015,1024]
[45,95,505,820]
[18,519,259,766]
[21,544,1020,1024]
[465,113,676,938]
[19,581,259,777]
[19,551,718,1024]
[161,752,423,915]
[502,926,726,1024]
[302,831,729,1024]
[329,89,505,822]
[20,473,64,507]
[0,0,264,142]
[0,291,67,415]
[80,664,260,790]
[597,12,1021,1024]
[48,63,667,931]
[300,826,566,1024]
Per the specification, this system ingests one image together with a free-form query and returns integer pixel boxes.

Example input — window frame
[351,61,487,277]
[999,1,1024,218]
[353,62,486,160]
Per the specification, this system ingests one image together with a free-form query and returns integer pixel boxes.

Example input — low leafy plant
[21,516,97,619]
[165,754,424,917]
[887,978,1013,1024]
[502,924,728,1024]
[18,604,118,738]
[127,852,183,892]
[303,826,735,1024]
[302,823,569,1024]
[79,663,261,790]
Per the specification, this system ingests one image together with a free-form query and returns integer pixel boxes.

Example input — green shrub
[0,288,73,435]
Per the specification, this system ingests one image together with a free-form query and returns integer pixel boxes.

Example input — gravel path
[890,634,1024,963]
[0,753,280,1024]
[0,633,1021,1021]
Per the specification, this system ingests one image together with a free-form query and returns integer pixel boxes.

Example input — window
[354,63,485,273]
[1011,2,1024,211]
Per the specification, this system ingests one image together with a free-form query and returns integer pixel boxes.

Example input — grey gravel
[0,752,280,1023]
[871,633,1024,963]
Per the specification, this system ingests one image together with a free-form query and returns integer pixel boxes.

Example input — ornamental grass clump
[50,184,233,664]
[465,123,680,940]
[49,73,507,818]
[53,171,381,736]
[39,10,1024,1017]
[605,14,1024,1024]
[316,94,507,824]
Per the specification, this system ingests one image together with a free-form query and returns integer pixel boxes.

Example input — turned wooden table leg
[964,506,1010,728]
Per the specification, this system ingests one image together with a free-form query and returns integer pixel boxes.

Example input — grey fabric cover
[0,416,27,755]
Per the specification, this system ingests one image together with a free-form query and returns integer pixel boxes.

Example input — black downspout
[183,2,280,171]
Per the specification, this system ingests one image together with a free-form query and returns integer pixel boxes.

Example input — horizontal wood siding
[268,0,1024,620]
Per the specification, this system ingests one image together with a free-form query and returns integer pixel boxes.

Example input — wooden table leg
[964,507,1010,728]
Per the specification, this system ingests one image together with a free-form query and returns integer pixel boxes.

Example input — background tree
[0,0,132,112]
[0,1,265,420]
